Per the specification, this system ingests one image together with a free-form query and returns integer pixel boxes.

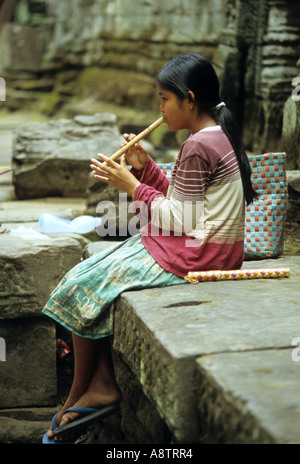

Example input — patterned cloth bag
[158,152,288,260]
[244,152,288,259]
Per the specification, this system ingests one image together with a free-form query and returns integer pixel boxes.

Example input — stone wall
[216,0,300,160]
[44,0,224,67]
[0,0,225,114]
[0,0,299,164]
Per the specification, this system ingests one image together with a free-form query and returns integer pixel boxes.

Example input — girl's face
[158,87,192,132]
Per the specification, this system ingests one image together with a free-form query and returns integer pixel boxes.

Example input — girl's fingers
[123,133,136,141]
[90,159,104,172]
[91,155,114,172]
[96,153,111,165]
[123,133,139,146]
[120,154,126,166]
[93,174,109,182]
[91,157,104,169]
[90,152,124,180]
[90,160,108,177]
[90,160,109,179]
[90,167,108,180]
[96,153,121,170]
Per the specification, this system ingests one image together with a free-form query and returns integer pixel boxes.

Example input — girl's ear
[186,91,196,106]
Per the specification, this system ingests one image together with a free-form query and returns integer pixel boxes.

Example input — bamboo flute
[108,116,164,162]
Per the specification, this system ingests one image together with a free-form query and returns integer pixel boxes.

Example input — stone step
[0,407,58,444]
[0,415,52,444]
[196,348,300,444]
[112,255,300,443]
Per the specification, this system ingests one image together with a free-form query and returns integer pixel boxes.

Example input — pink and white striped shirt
[132,126,245,277]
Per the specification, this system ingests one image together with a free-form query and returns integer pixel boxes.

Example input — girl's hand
[122,133,149,171]
[90,154,140,197]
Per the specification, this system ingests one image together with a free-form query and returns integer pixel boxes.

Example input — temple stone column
[216,0,300,154]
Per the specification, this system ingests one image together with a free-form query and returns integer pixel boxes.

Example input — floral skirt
[42,234,185,339]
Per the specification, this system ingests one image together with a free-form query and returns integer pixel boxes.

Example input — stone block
[112,351,173,444]
[0,406,59,445]
[12,113,123,199]
[0,317,57,408]
[196,349,300,444]
[114,292,199,443]
[0,24,42,73]
[41,1,224,67]
[0,235,85,319]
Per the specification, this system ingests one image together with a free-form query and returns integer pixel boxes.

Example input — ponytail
[157,53,258,205]
[213,105,258,205]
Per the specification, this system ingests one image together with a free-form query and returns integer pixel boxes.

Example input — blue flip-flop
[42,411,75,444]
[42,404,120,444]
[42,410,81,444]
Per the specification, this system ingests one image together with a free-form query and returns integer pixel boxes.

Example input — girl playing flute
[43,53,256,443]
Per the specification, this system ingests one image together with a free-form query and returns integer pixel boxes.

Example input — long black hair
[157,53,257,205]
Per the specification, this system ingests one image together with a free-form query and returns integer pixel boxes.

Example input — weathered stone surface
[12,113,123,199]
[45,0,225,67]
[0,24,42,73]
[1,1,226,115]
[1,0,299,164]
[196,349,300,444]
[217,0,300,154]
[0,415,52,444]
[282,95,300,170]
[287,171,300,193]
[113,255,300,443]
[286,170,300,224]
[0,317,57,408]
[0,234,85,319]
[112,350,173,444]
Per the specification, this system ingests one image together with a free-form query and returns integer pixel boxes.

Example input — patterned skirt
[42,234,185,339]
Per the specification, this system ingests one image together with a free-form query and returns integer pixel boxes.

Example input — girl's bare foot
[52,388,122,442]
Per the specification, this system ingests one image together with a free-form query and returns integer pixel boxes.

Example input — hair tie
[214,102,226,111]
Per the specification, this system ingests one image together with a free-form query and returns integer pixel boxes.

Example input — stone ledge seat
[110,254,300,444]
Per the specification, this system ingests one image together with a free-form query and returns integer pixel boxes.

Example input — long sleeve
[131,156,169,196]
[135,141,212,239]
